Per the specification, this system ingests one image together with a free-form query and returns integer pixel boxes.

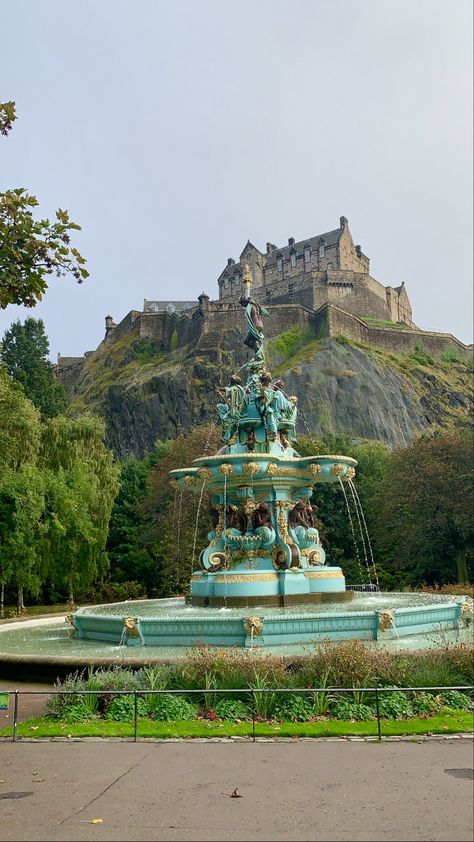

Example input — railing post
[12,690,19,743]
[375,687,381,741]
[252,690,256,743]
[134,691,138,742]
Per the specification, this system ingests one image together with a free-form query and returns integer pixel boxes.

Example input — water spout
[348,479,380,590]
[338,477,365,583]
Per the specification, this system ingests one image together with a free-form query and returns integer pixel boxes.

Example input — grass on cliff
[69,333,170,413]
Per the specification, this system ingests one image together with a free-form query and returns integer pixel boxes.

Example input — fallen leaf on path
[32,779,45,783]
[80,818,104,824]
[230,788,243,798]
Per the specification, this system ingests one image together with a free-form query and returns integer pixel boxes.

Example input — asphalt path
[0,738,473,841]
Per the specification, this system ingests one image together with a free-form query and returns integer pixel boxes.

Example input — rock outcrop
[64,324,473,459]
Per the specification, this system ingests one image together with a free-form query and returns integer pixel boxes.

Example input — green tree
[0,366,41,474]
[0,100,88,309]
[1,318,68,417]
[374,431,474,585]
[0,465,46,615]
[144,425,220,596]
[106,447,168,595]
[39,415,120,604]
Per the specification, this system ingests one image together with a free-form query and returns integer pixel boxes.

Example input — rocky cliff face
[66,327,472,459]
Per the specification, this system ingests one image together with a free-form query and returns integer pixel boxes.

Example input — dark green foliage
[212,699,252,720]
[410,342,434,366]
[0,101,88,309]
[133,339,164,362]
[1,319,68,418]
[440,348,461,364]
[273,694,316,722]
[374,430,473,586]
[104,695,147,721]
[148,694,198,721]
[411,692,441,715]
[377,691,414,719]
[439,690,473,711]
[105,449,166,596]
[332,700,375,720]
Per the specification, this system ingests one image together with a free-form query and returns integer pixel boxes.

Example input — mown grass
[1,710,472,740]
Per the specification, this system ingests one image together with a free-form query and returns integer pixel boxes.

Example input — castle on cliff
[217,216,413,326]
[56,216,469,389]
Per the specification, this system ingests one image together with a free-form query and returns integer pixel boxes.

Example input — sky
[0,0,472,360]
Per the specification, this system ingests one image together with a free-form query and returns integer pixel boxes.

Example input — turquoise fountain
[1,267,469,670]
[61,266,470,653]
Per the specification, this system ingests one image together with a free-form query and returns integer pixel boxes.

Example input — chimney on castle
[288,237,295,246]
[340,216,348,229]
[266,242,273,254]
[227,257,235,266]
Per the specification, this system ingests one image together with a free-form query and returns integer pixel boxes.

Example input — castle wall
[320,304,471,359]
[338,223,370,272]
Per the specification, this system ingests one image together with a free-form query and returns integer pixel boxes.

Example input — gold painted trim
[303,570,344,579]
[215,573,278,583]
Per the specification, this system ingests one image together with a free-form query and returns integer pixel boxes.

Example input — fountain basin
[68,593,471,648]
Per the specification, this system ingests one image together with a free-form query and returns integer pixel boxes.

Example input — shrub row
[46,688,473,724]
[45,640,473,722]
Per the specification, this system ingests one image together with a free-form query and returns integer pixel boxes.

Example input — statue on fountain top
[216,374,247,443]
[239,264,269,359]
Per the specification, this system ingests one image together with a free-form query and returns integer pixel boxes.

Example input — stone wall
[319,304,471,359]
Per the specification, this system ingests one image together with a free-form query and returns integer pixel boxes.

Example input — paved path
[0,739,472,841]
[0,681,53,724]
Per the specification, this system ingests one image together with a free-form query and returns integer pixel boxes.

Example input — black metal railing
[2,684,472,744]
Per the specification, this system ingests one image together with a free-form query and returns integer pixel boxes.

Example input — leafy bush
[402,654,466,689]
[377,691,413,719]
[249,672,278,720]
[81,580,146,603]
[410,342,434,366]
[332,700,375,721]
[63,700,99,723]
[104,694,148,721]
[273,694,316,722]
[440,348,461,364]
[148,694,198,721]
[212,699,252,720]
[411,692,441,715]
[439,690,473,711]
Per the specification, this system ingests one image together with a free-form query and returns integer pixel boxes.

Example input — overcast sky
[1,0,472,359]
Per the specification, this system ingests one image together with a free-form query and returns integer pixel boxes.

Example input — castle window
[290,250,296,268]
[224,277,229,289]
[266,288,272,301]
[276,254,283,272]
[304,246,311,263]
[288,282,294,294]
[234,274,240,285]
[319,242,325,258]
[327,262,333,270]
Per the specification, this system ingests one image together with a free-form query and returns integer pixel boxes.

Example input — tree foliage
[373,430,474,585]
[0,100,88,309]
[1,318,68,417]
[38,416,120,603]
[143,426,220,596]
[0,366,41,473]
[105,448,167,595]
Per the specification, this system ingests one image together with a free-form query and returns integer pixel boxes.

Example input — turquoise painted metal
[68,594,472,650]
[68,266,473,651]
[167,265,357,608]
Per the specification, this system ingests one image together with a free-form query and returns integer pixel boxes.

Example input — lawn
[1,710,472,740]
